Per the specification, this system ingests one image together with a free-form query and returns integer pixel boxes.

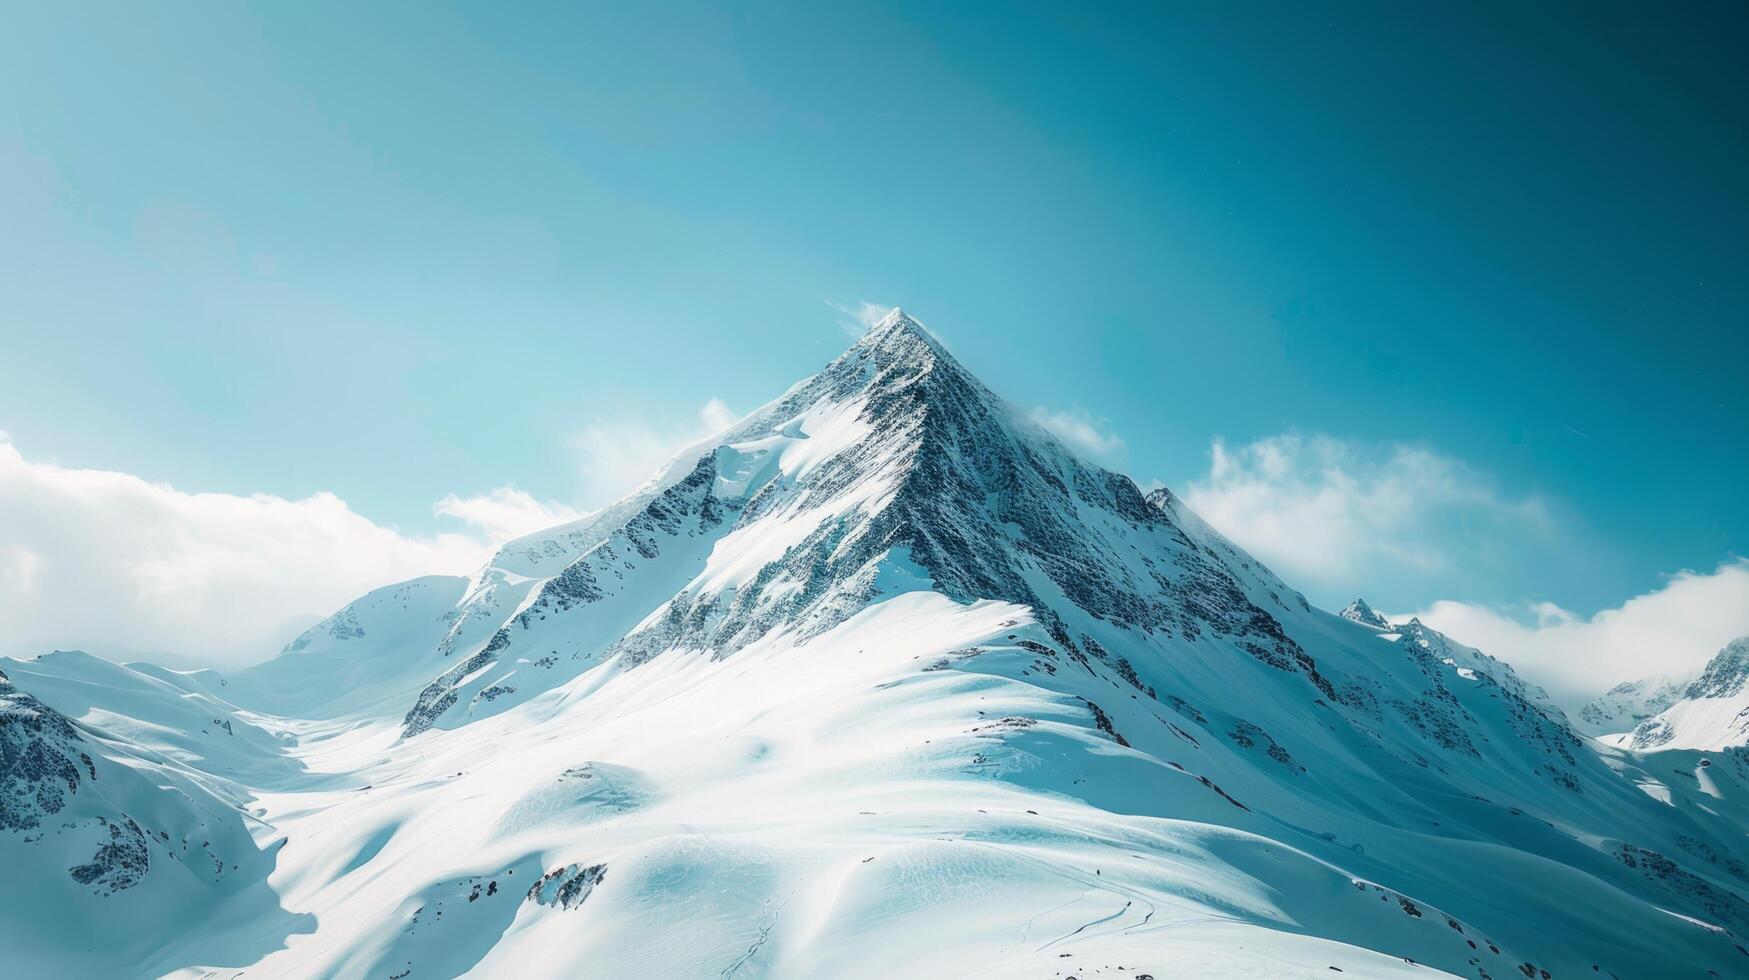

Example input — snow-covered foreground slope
[6,311,1749,978]
[0,656,306,974]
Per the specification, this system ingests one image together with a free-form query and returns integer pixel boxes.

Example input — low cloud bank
[1406,560,1749,701]
[0,436,568,669]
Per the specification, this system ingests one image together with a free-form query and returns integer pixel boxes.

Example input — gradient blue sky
[2,3,1745,679]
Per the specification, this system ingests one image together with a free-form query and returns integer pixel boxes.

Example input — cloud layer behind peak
[1184,432,1548,592]
[433,487,587,543]
[568,397,740,508]
[0,437,567,669]
[1408,561,1749,701]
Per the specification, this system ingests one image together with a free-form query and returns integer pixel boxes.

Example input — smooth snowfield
[5,311,1748,978]
[234,596,1453,978]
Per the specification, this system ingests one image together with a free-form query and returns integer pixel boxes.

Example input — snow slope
[0,658,307,975]
[5,310,1748,978]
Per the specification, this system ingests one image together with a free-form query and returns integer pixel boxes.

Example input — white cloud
[433,487,587,543]
[828,300,895,337]
[569,398,740,507]
[1183,432,1546,588]
[0,437,503,669]
[1030,405,1129,467]
[1406,561,1749,701]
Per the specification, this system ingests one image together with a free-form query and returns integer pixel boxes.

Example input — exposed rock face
[403,645,501,737]
[0,668,91,833]
[68,816,150,896]
[526,863,607,910]
[1685,637,1749,699]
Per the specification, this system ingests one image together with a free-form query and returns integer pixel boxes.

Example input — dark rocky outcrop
[1,668,88,832]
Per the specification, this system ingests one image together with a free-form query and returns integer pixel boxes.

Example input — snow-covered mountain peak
[861,304,918,338]
[270,314,1324,742]
[847,308,972,397]
[1688,635,1749,699]
[1339,597,1392,630]
[11,313,1749,977]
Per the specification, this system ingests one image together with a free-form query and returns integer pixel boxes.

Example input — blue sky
[2,3,1745,686]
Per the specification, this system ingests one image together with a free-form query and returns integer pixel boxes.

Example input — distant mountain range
[1584,637,1749,752]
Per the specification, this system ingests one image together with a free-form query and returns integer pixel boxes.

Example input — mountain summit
[6,313,1749,977]
[324,305,1322,741]
[1339,597,1392,630]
